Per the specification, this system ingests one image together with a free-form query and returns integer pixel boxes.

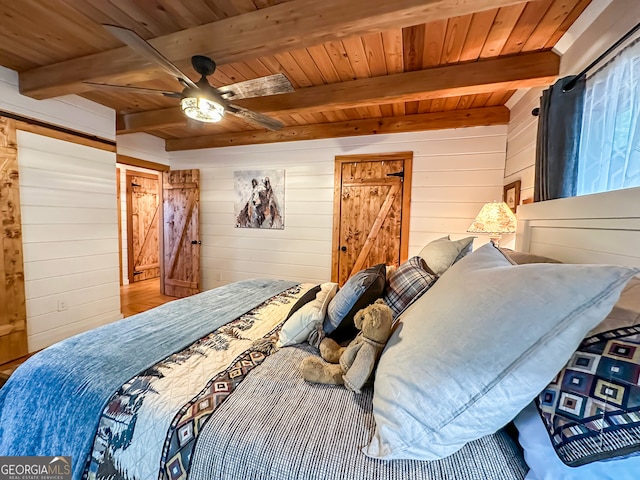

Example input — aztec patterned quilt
[0,279,310,480]
[83,282,313,480]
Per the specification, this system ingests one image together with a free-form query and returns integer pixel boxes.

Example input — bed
[1,188,639,480]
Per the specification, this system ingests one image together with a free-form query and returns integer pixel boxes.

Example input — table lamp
[467,201,517,247]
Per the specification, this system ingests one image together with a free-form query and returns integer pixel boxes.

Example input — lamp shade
[467,201,517,235]
[180,96,224,123]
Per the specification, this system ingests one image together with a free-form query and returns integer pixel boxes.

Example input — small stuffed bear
[300,299,394,393]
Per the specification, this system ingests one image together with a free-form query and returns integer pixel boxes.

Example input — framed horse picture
[234,170,285,229]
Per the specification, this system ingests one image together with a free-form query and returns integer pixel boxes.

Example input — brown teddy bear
[300,299,394,393]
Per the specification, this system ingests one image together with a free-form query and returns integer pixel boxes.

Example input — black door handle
[341,246,347,252]
[191,240,201,245]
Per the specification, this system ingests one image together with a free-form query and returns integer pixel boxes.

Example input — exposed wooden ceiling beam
[118,51,558,134]
[118,108,184,134]
[20,0,532,100]
[240,51,559,112]
[165,106,510,151]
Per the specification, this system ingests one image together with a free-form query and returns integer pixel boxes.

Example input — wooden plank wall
[168,126,507,289]
[516,187,640,268]
[116,132,170,165]
[503,86,542,204]
[17,131,121,351]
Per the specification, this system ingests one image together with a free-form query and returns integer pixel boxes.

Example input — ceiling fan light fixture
[180,96,224,123]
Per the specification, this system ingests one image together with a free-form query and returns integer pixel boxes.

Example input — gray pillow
[499,248,561,265]
[418,235,475,275]
[365,243,638,461]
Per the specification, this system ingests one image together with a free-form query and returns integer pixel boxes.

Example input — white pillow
[514,403,640,480]
[278,282,338,347]
[366,243,637,461]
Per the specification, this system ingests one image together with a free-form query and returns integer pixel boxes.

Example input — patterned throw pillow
[384,256,437,318]
[536,276,640,466]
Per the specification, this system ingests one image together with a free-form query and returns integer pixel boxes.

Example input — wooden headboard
[515,187,640,267]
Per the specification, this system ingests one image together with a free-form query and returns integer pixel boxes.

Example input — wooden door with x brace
[163,169,201,298]
[331,152,412,286]
[126,170,161,283]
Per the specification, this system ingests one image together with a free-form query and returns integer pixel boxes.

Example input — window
[576,39,640,195]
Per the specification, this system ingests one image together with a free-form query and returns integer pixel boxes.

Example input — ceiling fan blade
[102,24,197,89]
[218,73,294,100]
[84,82,182,98]
[225,104,284,131]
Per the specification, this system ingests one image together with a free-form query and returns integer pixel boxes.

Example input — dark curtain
[534,75,586,202]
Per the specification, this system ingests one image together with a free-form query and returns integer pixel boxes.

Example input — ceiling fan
[86,25,293,130]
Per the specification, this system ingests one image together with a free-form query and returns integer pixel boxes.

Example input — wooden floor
[120,277,177,317]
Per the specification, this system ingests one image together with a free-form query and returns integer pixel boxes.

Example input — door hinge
[133,271,143,276]
[387,171,404,180]
[131,182,141,187]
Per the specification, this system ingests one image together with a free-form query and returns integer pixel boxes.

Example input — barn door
[126,171,160,283]
[332,152,412,286]
[0,117,28,364]
[163,169,200,298]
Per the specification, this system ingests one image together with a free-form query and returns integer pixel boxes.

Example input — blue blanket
[0,279,296,480]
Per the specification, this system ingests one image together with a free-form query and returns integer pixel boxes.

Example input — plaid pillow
[384,256,437,318]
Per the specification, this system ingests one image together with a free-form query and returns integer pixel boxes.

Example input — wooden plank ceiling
[0,0,590,150]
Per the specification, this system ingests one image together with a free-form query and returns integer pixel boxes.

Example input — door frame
[117,155,169,292]
[125,169,162,284]
[116,167,123,286]
[0,116,28,364]
[331,151,413,283]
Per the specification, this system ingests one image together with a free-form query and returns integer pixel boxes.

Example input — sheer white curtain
[577,39,640,195]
